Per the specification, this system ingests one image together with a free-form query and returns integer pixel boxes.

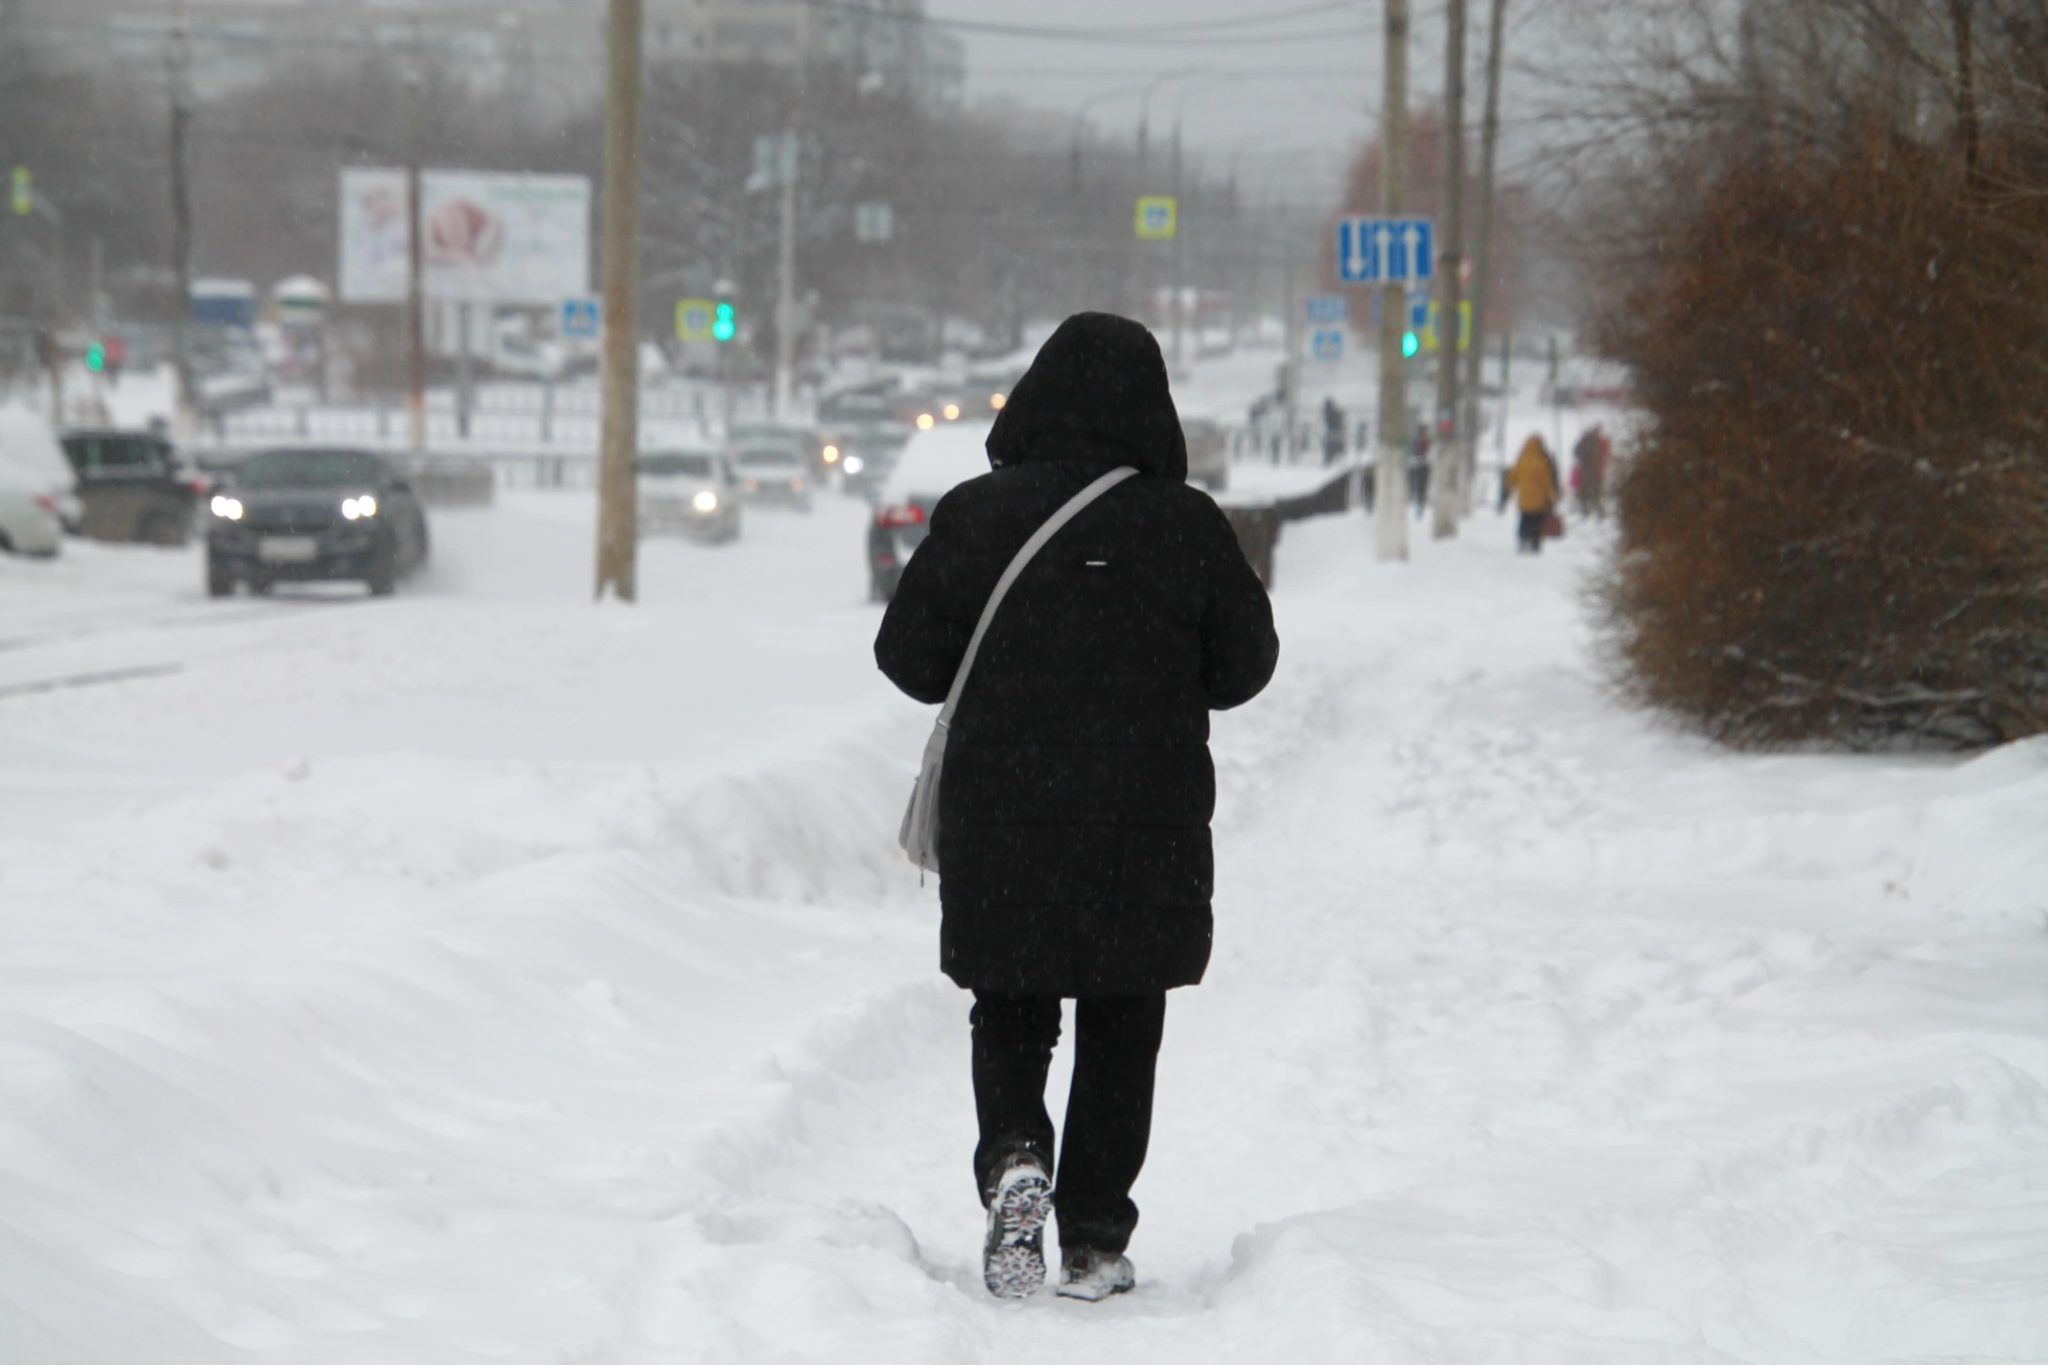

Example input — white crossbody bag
[899,466,1138,875]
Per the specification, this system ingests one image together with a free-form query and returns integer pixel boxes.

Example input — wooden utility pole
[168,0,196,439]
[1374,0,1411,561]
[1430,0,1468,539]
[1463,0,1507,491]
[594,0,643,602]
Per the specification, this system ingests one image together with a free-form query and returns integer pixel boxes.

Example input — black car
[60,429,207,545]
[205,447,430,597]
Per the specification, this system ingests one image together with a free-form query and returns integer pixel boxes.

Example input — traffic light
[85,341,105,374]
[712,301,736,343]
[1401,330,1420,359]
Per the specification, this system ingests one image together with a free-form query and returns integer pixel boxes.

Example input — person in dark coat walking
[874,312,1279,1302]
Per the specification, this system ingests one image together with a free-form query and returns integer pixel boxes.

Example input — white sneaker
[982,1155,1053,1299]
[1056,1248,1135,1302]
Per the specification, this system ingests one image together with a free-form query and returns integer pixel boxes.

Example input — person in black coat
[874,311,1279,1300]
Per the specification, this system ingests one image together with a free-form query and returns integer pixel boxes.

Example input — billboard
[339,168,590,305]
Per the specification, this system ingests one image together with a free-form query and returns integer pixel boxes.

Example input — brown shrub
[1598,129,2048,748]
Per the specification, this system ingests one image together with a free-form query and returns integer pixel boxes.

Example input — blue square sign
[562,297,600,339]
[1336,217,1435,285]
[1311,329,1344,363]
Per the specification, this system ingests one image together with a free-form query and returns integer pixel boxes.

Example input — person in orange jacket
[1503,434,1560,553]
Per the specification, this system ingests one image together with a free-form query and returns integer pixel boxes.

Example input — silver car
[637,450,742,543]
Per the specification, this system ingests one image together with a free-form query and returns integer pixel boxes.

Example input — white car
[0,475,63,555]
[637,449,741,543]
[730,443,813,512]
[0,406,81,540]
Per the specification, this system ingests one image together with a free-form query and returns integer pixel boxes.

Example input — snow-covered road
[2,481,2044,1363]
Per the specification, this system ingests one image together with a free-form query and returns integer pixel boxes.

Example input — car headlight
[210,495,244,521]
[842,455,865,475]
[342,494,379,520]
[915,413,935,431]
[942,403,961,421]
[990,392,1007,411]
[822,444,840,464]
[692,489,718,514]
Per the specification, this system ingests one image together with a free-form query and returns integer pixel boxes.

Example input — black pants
[970,992,1167,1255]
[1517,509,1547,553]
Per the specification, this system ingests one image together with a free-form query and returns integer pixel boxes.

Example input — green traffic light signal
[712,302,735,343]
[1401,331,1420,359]
[85,342,105,373]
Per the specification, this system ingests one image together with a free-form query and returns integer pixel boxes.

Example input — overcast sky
[924,1,1588,207]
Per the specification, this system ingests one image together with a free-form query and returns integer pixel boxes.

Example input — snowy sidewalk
[3,508,2045,1363]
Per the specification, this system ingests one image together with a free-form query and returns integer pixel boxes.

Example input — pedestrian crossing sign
[1134,196,1178,240]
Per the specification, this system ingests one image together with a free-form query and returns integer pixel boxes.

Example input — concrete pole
[771,14,811,421]
[1374,0,1411,561]
[168,0,197,440]
[594,0,643,602]
[1463,0,1507,495]
[1430,0,1468,539]
[404,53,426,455]
[1171,115,1186,372]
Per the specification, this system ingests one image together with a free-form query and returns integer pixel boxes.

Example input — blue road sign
[1311,329,1344,363]
[1336,217,1435,285]
[562,297,600,339]
[1366,289,1432,330]
[1306,294,1346,325]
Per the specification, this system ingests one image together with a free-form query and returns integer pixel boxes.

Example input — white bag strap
[938,465,1137,724]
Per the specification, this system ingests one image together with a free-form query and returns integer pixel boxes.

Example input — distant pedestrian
[1572,425,1609,519]
[1409,421,1432,516]
[874,312,1280,1304]
[1504,433,1561,553]
[1322,397,1346,466]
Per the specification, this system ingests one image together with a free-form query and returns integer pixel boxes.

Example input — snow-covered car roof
[0,406,78,493]
[879,420,990,506]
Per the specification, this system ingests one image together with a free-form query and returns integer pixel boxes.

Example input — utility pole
[594,0,643,602]
[1429,0,1468,539]
[404,25,427,455]
[168,0,196,439]
[1171,114,1186,372]
[771,14,811,420]
[1462,0,1507,493]
[1373,0,1411,561]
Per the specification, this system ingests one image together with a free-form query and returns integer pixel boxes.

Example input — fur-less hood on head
[984,311,1187,481]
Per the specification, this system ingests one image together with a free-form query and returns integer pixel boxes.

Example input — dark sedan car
[205,447,430,597]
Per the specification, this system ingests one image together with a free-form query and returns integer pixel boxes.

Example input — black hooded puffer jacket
[874,312,1279,996]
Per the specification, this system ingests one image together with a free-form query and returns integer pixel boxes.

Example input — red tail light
[33,495,57,514]
[875,503,926,530]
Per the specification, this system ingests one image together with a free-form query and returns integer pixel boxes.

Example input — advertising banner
[339,168,591,304]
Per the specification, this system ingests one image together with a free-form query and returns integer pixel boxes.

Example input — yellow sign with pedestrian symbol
[1134,195,1178,241]
[675,297,716,342]
[1422,299,1473,354]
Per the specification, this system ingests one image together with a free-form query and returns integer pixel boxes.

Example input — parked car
[0,476,64,556]
[866,420,991,602]
[1183,417,1229,493]
[637,448,741,543]
[729,441,813,512]
[0,406,83,533]
[204,446,430,597]
[60,429,208,545]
